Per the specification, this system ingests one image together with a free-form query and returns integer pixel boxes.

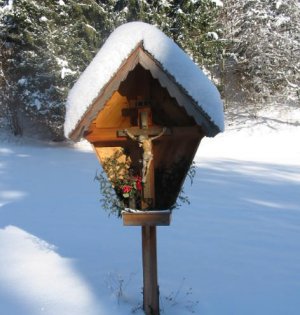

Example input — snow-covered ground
[0,105,300,315]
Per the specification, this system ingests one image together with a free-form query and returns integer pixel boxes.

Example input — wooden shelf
[122,210,171,226]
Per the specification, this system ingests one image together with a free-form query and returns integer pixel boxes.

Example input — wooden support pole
[141,144,159,314]
[142,225,159,315]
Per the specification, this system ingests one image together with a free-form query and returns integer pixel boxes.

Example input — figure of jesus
[124,128,166,183]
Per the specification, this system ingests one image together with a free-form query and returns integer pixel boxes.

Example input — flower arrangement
[95,149,143,216]
[120,175,142,198]
[109,170,142,204]
[95,149,196,217]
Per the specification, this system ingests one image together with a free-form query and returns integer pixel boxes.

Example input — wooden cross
[119,126,166,204]
[118,109,164,315]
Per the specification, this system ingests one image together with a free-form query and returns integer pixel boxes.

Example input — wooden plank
[86,125,201,143]
[123,211,171,226]
[95,91,130,128]
[85,127,126,143]
[171,126,202,137]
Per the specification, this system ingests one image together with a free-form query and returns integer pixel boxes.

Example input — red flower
[134,176,142,191]
[122,185,132,193]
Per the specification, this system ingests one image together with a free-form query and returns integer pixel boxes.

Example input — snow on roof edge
[139,45,222,136]
[64,22,224,140]
[66,43,142,141]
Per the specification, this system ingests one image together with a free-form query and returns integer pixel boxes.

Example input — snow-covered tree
[221,0,300,106]
[105,0,224,68]
[164,0,224,68]
[0,0,223,139]
[0,0,111,138]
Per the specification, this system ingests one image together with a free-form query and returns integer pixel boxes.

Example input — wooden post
[141,130,160,315]
[142,225,159,315]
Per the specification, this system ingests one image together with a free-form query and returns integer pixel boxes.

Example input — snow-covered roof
[64,22,224,140]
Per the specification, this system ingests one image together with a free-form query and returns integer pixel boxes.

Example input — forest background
[0,0,299,140]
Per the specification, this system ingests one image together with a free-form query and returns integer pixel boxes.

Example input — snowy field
[0,106,300,315]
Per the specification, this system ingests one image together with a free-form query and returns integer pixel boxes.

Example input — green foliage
[95,170,123,217]
[94,149,142,216]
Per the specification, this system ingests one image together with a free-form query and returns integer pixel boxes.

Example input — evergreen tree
[0,0,111,138]
[220,0,300,106]
[1,0,223,139]
[162,0,224,68]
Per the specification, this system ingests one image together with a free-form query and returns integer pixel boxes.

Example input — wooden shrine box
[64,22,224,315]
[64,22,224,222]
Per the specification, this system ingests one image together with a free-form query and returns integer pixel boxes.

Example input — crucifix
[117,106,166,315]
[124,127,166,184]
[117,106,167,205]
